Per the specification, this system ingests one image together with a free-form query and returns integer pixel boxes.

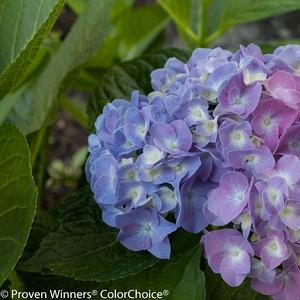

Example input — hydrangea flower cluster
[86,44,300,299]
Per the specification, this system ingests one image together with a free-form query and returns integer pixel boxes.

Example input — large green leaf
[0,33,61,128]
[158,0,300,46]
[19,244,271,300]
[18,188,159,281]
[116,5,169,61]
[17,186,203,293]
[86,3,168,69]
[19,245,205,299]
[157,0,204,46]
[161,247,205,300]
[0,0,64,100]
[205,0,300,44]
[66,0,86,14]
[7,0,111,135]
[0,85,29,125]
[67,0,133,18]
[104,246,205,300]
[0,124,37,286]
[88,48,190,127]
[172,248,205,299]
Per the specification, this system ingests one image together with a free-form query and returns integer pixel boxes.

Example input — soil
[45,110,88,209]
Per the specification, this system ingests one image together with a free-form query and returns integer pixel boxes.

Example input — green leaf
[86,2,168,69]
[17,32,62,87]
[60,95,88,128]
[0,124,37,286]
[0,85,29,125]
[7,0,112,135]
[109,246,205,300]
[18,188,159,282]
[205,0,300,44]
[88,48,190,128]
[28,127,49,208]
[111,0,134,19]
[116,5,169,61]
[68,0,133,18]
[0,33,61,127]
[157,0,204,45]
[18,248,205,299]
[18,272,99,293]
[66,0,86,14]
[84,35,119,69]
[168,247,205,300]
[18,201,204,295]
[5,86,37,134]
[21,209,58,262]
[0,0,64,100]
[158,0,300,46]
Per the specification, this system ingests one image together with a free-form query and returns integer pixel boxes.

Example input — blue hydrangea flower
[87,43,300,298]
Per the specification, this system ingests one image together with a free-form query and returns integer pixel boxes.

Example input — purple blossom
[269,44,300,74]
[264,155,300,195]
[277,124,300,158]
[174,99,209,126]
[217,73,262,118]
[227,145,275,176]
[166,156,201,188]
[193,117,218,149]
[151,57,189,93]
[266,70,300,109]
[279,201,300,230]
[177,177,208,233]
[138,163,174,185]
[255,177,288,216]
[253,231,289,270]
[248,258,276,284]
[206,171,251,225]
[91,154,119,205]
[135,145,165,168]
[116,208,176,259]
[124,107,150,146]
[252,266,300,300]
[251,98,297,151]
[203,229,254,286]
[233,211,252,239]
[117,181,147,209]
[248,185,267,229]
[218,119,254,158]
[242,60,267,85]
[154,186,178,214]
[150,120,193,155]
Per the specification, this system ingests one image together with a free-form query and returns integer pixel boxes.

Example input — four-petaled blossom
[116,208,177,259]
[203,229,254,286]
[207,171,251,225]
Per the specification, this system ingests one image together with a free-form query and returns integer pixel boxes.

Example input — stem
[200,0,210,47]
[31,127,46,169]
